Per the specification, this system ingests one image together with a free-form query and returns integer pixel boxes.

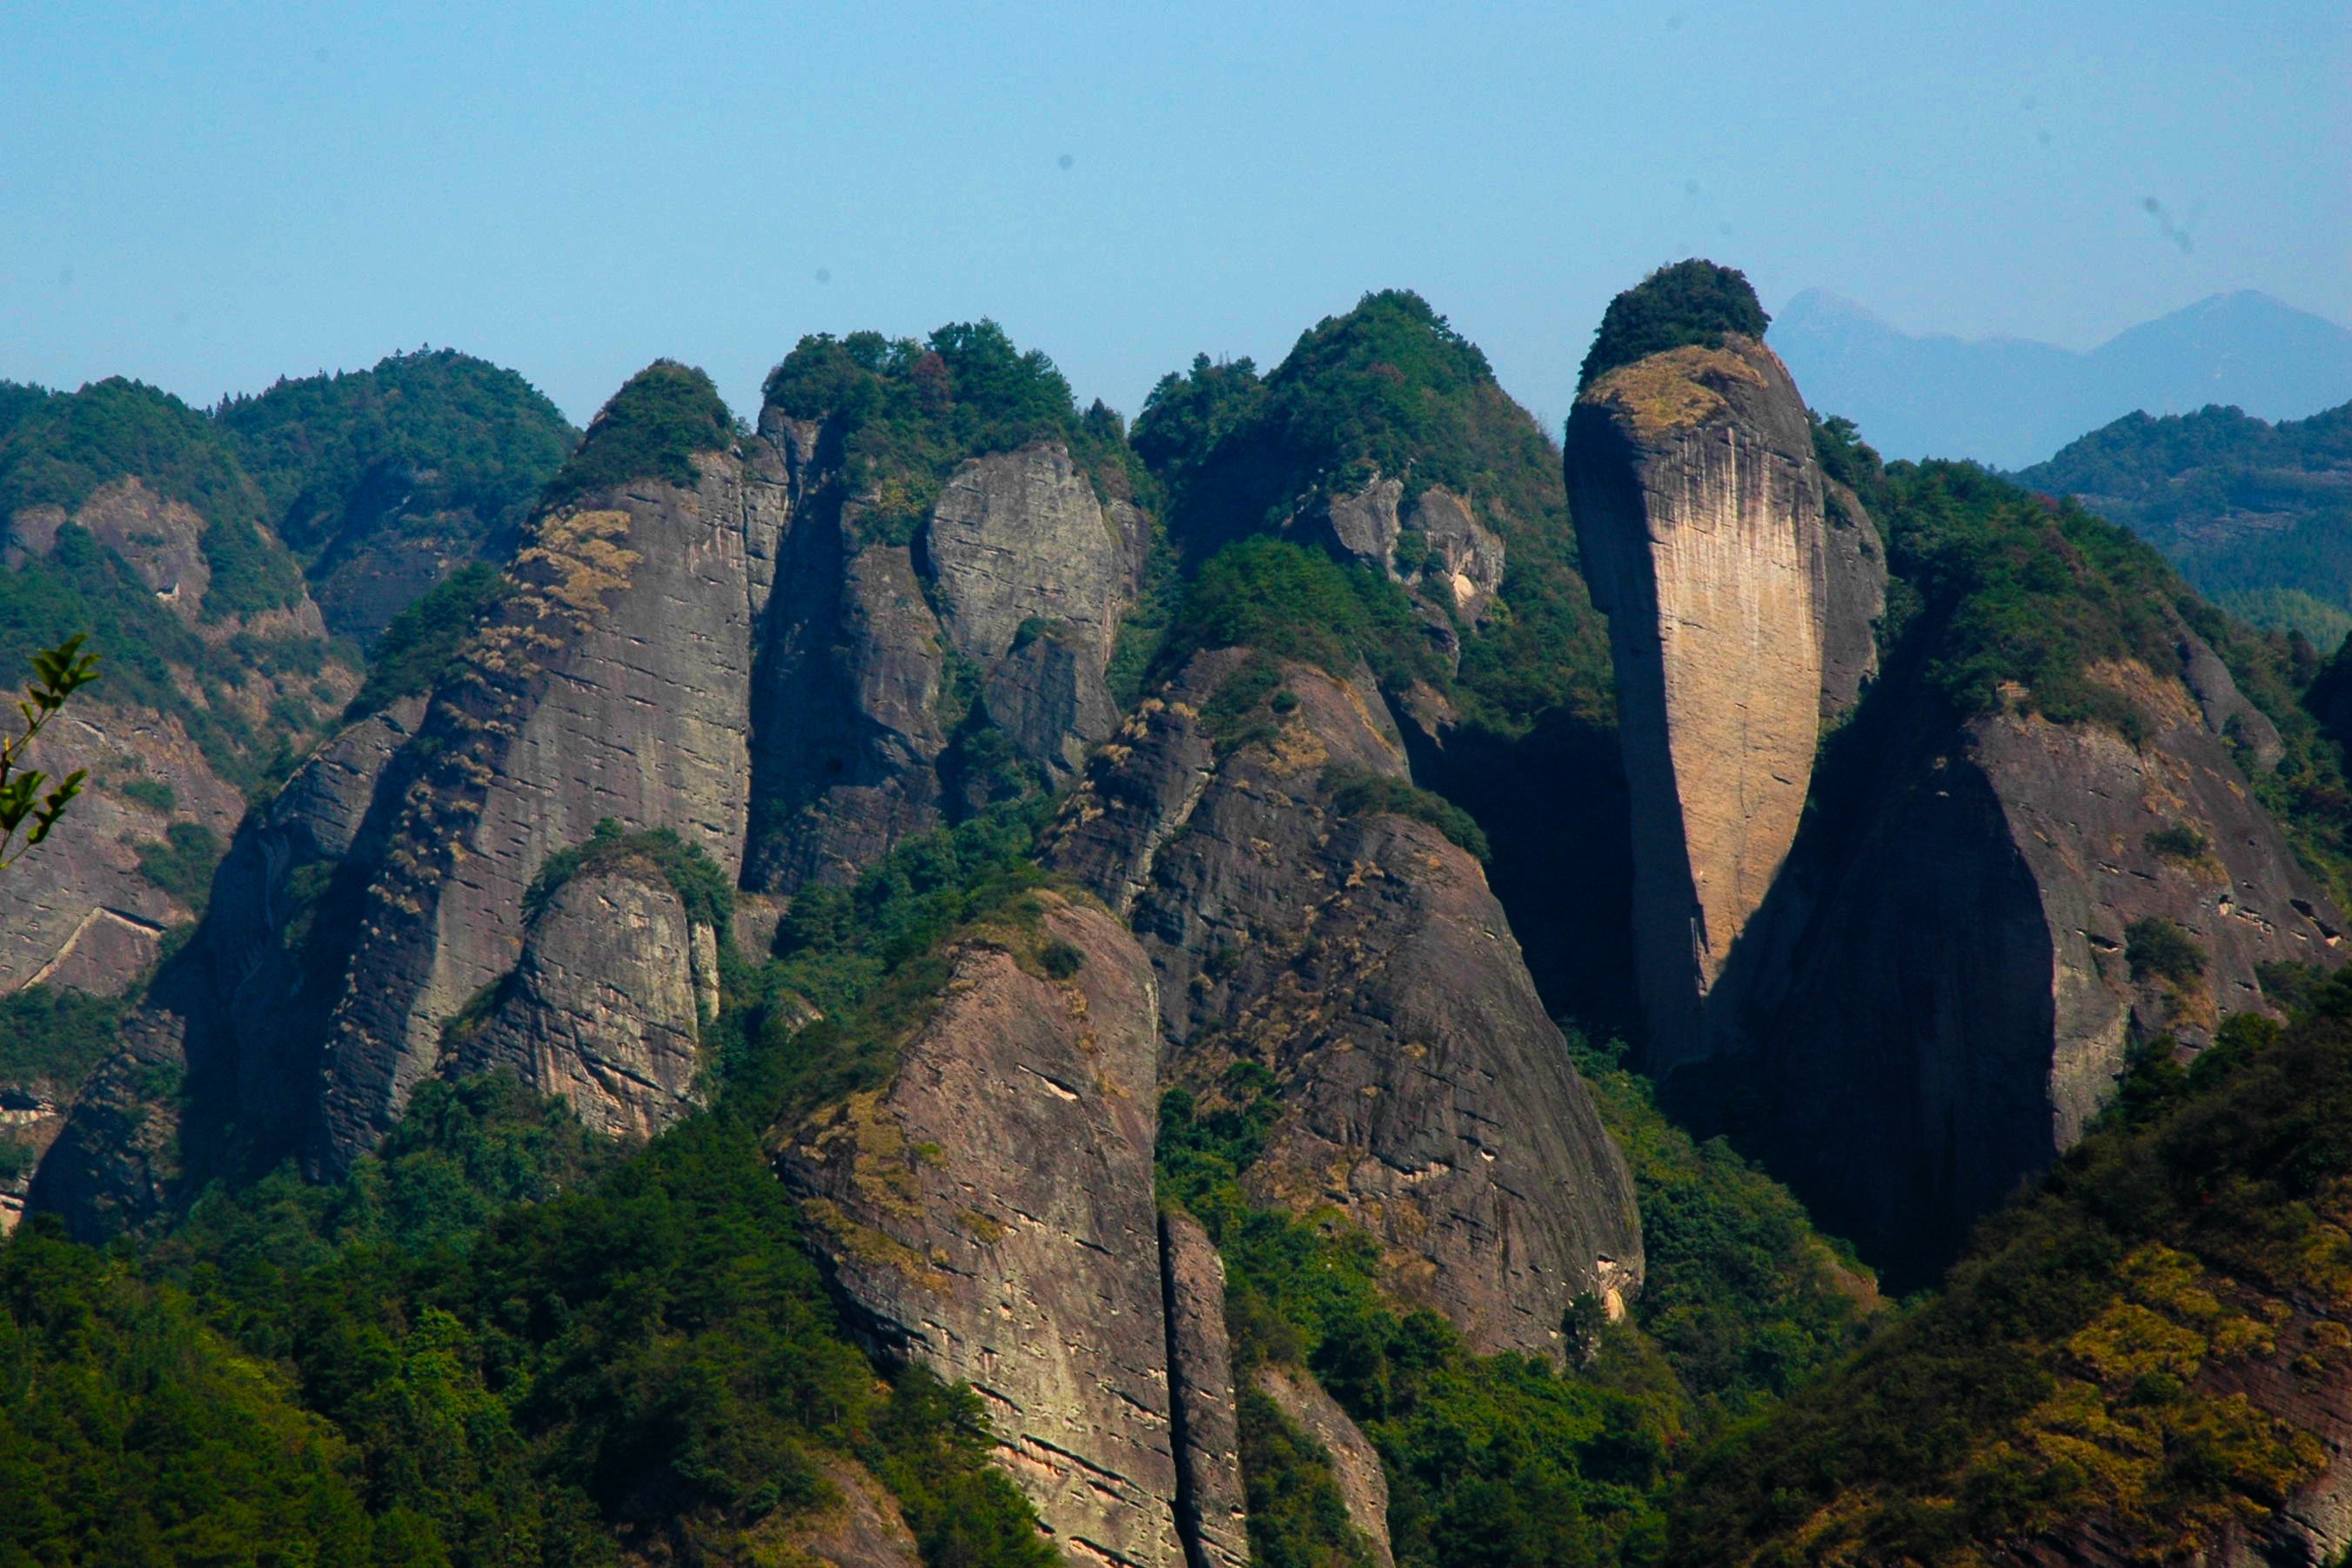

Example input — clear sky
[4,1,2346,432]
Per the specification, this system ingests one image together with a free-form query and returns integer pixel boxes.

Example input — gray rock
[1051,649,1644,1357]
[779,895,1183,1568]
[1160,1210,1250,1568]
[1251,1366,1393,1568]
[459,859,707,1141]
[1819,478,1888,719]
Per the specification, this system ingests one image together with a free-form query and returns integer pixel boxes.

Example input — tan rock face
[779,895,1183,1568]
[459,861,706,1141]
[1567,335,1831,1068]
[1160,1211,1250,1568]
[1250,1367,1393,1568]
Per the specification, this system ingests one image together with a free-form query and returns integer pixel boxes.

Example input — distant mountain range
[1773,287,2352,469]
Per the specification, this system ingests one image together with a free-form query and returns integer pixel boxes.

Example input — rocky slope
[1050,647,1645,1356]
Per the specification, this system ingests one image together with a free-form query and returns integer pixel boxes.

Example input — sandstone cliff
[1692,641,2346,1286]
[779,894,1185,1568]
[749,433,1148,892]
[1566,334,1838,1069]
[453,854,713,1141]
[309,426,783,1170]
[1051,647,1644,1357]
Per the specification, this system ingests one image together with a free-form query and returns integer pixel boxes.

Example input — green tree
[0,633,99,868]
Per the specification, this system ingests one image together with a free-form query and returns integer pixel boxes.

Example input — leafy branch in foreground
[0,633,100,868]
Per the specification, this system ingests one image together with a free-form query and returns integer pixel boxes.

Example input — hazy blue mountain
[1775,287,2352,468]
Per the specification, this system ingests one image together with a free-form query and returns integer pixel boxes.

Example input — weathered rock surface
[772,1457,928,1568]
[779,894,1183,1568]
[310,447,786,1171]
[458,858,709,1140]
[1566,334,1833,1070]
[1819,478,1888,719]
[1251,1366,1394,1568]
[1051,648,1644,1357]
[750,439,1147,891]
[1290,475,1507,626]
[1160,1210,1250,1568]
[1693,652,2346,1286]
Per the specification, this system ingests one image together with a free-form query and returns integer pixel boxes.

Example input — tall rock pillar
[1567,335,1830,1069]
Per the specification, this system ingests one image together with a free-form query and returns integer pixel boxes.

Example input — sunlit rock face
[1567,333,1831,1069]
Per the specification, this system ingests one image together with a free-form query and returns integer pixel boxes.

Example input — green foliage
[1239,1385,1380,1568]
[1132,354,1267,484]
[539,360,734,512]
[1667,988,2352,1565]
[218,346,577,569]
[1321,763,1491,860]
[1567,1032,1874,1429]
[345,560,514,718]
[0,1216,385,1567]
[2017,401,2352,644]
[0,633,101,868]
[0,984,131,1092]
[1578,260,1771,391]
[117,776,175,813]
[729,801,1049,1128]
[2144,824,2209,861]
[1038,940,1084,981]
[1144,290,1610,735]
[2125,916,2205,983]
[196,512,306,620]
[524,818,734,931]
[133,821,223,912]
[0,376,261,535]
[1172,537,1438,689]
[765,321,1144,541]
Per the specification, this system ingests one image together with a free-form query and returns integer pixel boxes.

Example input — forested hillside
[2019,399,2352,647]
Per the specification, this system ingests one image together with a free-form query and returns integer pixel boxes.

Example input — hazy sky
[5,1,2346,432]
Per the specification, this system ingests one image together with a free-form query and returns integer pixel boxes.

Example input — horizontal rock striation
[1160,1210,1250,1568]
[1567,334,1833,1069]
[1051,648,1643,1357]
[779,895,1183,1568]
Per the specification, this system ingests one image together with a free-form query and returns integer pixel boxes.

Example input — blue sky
[4,0,2346,431]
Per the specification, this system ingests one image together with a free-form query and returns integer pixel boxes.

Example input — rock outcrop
[1692,647,2346,1285]
[455,856,712,1140]
[1251,1366,1394,1568]
[1290,475,1508,627]
[1051,648,1644,1357]
[1160,1211,1250,1568]
[749,437,1148,891]
[306,445,785,1171]
[1566,334,1837,1069]
[779,894,1184,1568]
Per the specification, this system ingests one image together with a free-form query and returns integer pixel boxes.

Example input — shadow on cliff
[1658,619,2061,1296]
[1406,706,1642,1042]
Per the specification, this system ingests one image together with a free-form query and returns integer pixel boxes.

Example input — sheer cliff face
[749,434,1148,892]
[780,895,1188,1568]
[1051,648,1645,1357]
[1566,336,1833,1068]
[457,858,713,1141]
[309,450,785,1170]
[1706,647,2348,1285]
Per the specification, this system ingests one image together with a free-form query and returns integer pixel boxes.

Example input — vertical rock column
[1566,336,1830,1069]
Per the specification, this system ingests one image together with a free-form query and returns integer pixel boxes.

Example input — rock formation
[1160,1211,1250,1568]
[1290,474,1508,627]
[1251,1366,1394,1568]
[749,436,1148,891]
[1566,334,1838,1069]
[307,439,784,1171]
[1694,643,2345,1285]
[1052,648,1644,1357]
[779,894,1184,1568]
[454,855,713,1141]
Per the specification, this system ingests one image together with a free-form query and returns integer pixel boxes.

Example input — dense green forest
[2017,399,2352,647]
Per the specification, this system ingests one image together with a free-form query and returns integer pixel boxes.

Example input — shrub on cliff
[538,359,734,511]
[1577,259,1771,390]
